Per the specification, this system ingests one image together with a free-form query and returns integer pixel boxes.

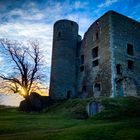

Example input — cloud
[0,93,24,106]
[0,56,3,65]
[0,22,52,42]
[0,0,91,24]
[66,13,92,36]
[1,0,140,107]
[129,4,140,21]
[0,0,92,54]
[0,3,45,22]
[73,1,88,9]
[0,1,93,83]
[0,0,140,88]
[0,22,52,44]
[0,0,120,87]
[98,0,119,8]
[0,22,53,84]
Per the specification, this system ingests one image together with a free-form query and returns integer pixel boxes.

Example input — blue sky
[0,0,140,106]
[0,0,140,87]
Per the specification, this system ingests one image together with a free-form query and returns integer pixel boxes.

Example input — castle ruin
[49,11,140,100]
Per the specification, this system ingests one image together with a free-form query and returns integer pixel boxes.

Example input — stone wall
[77,12,112,97]
[49,11,140,100]
[111,11,140,96]
[49,20,79,100]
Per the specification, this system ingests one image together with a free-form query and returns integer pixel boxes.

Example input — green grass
[0,97,140,140]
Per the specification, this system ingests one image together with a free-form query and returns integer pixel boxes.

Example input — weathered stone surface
[111,12,140,96]
[49,20,79,100]
[50,10,140,100]
[77,11,112,97]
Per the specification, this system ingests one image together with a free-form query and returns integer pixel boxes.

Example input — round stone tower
[49,19,79,100]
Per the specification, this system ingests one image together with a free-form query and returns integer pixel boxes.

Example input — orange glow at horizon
[0,82,49,106]
[0,81,49,97]
[30,82,49,96]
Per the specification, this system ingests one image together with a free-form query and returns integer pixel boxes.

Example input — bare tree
[0,39,45,99]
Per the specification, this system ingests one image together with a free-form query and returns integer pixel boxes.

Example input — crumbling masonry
[49,11,140,100]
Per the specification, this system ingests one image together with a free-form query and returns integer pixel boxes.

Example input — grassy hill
[0,97,140,140]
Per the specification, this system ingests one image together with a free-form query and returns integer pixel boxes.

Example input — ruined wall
[49,20,78,100]
[77,12,112,97]
[49,11,140,100]
[111,12,140,96]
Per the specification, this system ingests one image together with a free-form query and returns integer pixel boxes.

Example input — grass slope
[0,97,140,140]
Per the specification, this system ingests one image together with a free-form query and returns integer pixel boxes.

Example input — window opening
[116,64,121,74]
[80,66,84,72]
[67,90,71,99]
[92,47,98,58]
[128,60,134,70]
[58,32,61,37]
[81,55,84,64]
[127,43,134,55]
[96,32,99,40]
[92,60,99,67]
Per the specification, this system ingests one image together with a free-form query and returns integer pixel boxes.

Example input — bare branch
[0,39,45,98]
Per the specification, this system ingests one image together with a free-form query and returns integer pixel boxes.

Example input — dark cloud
[0,0,140,88]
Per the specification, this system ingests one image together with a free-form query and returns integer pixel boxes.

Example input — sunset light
[0,0,140,140]
[14,82,49,97]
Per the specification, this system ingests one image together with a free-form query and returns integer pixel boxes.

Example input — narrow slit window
[81,55,84,64]
[96,32,99,40]
[127,43,134,55]
[58,32,61,37]
[116,64,121,74]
